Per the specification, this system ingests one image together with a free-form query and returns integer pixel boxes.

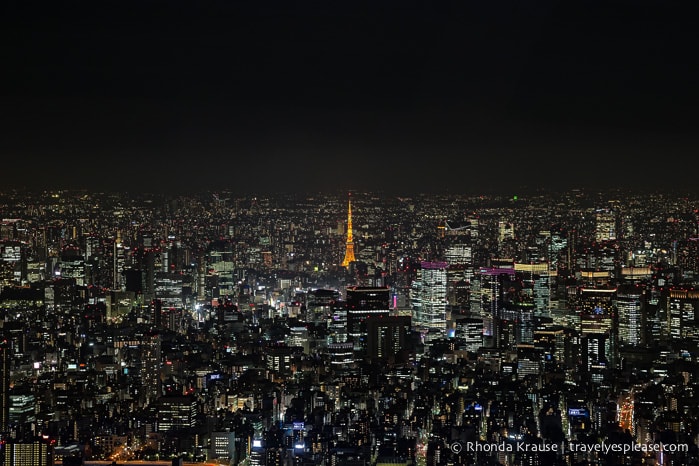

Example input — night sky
[2,0,697,195]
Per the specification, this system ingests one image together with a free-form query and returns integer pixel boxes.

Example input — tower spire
[341,192,356,267]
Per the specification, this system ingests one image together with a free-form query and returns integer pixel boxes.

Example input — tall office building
[365,315,412,363]
[412,261,448,334]
[112,230,126,290]
[288,326,310,353]
[443,241,470,311]
[533,326,579,368]
[515,262,555,314]
[307,288,340,325]
[141,329,162,405]
[8,391,36,439]
[677,237,699,277]
[615,285,645,346]
[498,302,536,349]
[57,245,85,286]
[341,193,356,268]
[328,301,348,343]
[476,266,516,347]
[446,270,470,310]
[112,326,162,407]
[345,286,391,342]
[666,288,699,340]
[454,317,483,352]
[0,337,9,434]
[205,239,236,299]
[265,345,294,374]
[576,287,616,337]
[572,287,617,369]
[210,431,236,461]
[328,342,355,368]
[150,298,163,328]
[156,395,197,432]
[444,244,471,265]
[581,333,612,379]
[498,221,515,243]
[595,209,616,242]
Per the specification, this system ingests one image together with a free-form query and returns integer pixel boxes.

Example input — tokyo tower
[341,192,356,267]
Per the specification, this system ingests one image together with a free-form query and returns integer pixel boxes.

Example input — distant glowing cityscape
[1,188,699,465]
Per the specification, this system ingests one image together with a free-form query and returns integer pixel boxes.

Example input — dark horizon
[2,0,697,195]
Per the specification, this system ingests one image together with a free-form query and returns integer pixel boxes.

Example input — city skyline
[1,188,699,465]
[3,3,699,462]
[2,0,698,195]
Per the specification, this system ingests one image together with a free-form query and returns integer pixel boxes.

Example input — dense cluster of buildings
[0,188,698,465]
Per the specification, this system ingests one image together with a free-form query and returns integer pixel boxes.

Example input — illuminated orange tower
[341,193,356,267]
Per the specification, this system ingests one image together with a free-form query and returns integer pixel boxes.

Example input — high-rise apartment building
[3,438,52,466]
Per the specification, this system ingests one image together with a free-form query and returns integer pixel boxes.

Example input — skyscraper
[573,287,617,370]
[666,288,699,340]
[141,329,162,405]
[454,317,483,352]
[412,261,448,335]
[346,286,391,342]
[156,395,197,432]
[576,287,616,337]
[0,337,9,434]
[341,193,356,268]
[113,229,125,291]
[595,209,616,242]
[616,284,645,346]
[365,315,412,363]
[476,266,515,347]
[210,430,236,462]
